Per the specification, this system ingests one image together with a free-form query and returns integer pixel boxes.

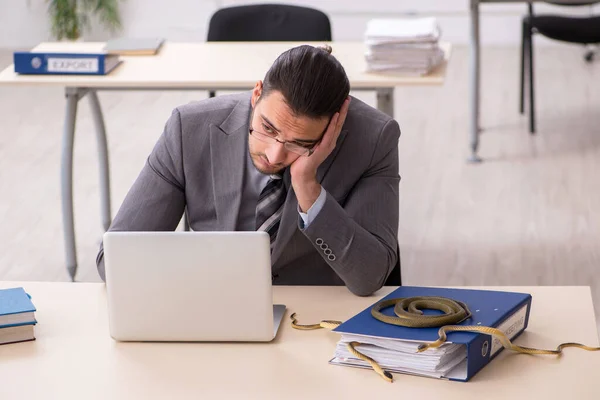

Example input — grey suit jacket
[96,91,400,296]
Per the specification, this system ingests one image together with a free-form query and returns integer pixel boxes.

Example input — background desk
[0,283,598,399]
[0,41,450,281]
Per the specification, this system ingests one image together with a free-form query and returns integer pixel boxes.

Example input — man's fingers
[331,112,340,131]
[328,113,340,145]
[326,113,339,138]
[337,97,351,129]
[333,99,350,142]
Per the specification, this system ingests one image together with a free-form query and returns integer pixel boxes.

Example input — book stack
[0,287,37,345]
[364,18,445,75]
[329,286,532,381]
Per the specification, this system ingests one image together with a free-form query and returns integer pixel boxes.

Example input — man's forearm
[292,169,322,213]
[300,191,398,296]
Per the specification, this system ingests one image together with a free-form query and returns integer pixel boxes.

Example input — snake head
[417,344,428,353]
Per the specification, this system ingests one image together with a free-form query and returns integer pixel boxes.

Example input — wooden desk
[0,41,451,281]
[0,283,598,399]
[0,42,450,89]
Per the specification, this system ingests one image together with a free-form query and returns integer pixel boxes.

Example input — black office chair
[207,4,331,42]
[520,1,600,134]
[384,245,403,286]
[205,3,332,98]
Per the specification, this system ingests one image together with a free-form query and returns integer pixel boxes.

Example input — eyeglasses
[249,127,319,156]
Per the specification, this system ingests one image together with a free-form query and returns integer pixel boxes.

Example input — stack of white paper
[330,333,467,379]
[364,18,444,75]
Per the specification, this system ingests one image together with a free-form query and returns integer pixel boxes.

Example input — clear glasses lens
[251,131,310,156]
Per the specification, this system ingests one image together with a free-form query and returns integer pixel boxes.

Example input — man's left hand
[291,97,351,212]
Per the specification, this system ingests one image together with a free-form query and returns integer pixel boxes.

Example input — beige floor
[1,45,599,334]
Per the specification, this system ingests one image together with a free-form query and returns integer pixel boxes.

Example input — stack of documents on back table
[364,17,444,75]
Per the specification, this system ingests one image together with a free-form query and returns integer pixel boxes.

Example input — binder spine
[13,52,107,75]
[464,296,532,381]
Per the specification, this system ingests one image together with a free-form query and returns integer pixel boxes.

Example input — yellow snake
[290,296,600,383]
[290,312,394,382]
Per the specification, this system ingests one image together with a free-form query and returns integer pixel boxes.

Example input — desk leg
[62,88,80,282]
[88,90,112,231]
[469,0,483,163]
[376,88,394,118]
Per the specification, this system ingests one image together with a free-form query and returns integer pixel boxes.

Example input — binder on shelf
[13,51,122,75]
[330,286,532,382]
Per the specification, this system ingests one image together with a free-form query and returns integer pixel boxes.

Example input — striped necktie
[255,174,286,249]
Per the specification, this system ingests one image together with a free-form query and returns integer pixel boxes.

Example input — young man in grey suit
[96,44,401,296]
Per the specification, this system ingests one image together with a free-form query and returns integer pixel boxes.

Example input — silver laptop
[103,231,286,342]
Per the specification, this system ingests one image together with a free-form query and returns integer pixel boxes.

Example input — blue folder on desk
[13,51,122,75]
[330,286,532,382]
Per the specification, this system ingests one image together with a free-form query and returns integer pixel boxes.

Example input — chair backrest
[536,0,600,10]
[530,1,600,18]
[543,1,600,5]
[207,4,332,42]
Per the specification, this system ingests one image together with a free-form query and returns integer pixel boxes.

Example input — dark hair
[261,44,350,119]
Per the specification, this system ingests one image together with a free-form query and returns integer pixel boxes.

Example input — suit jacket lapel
[210,95,252,231]
[271,128,349,266]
